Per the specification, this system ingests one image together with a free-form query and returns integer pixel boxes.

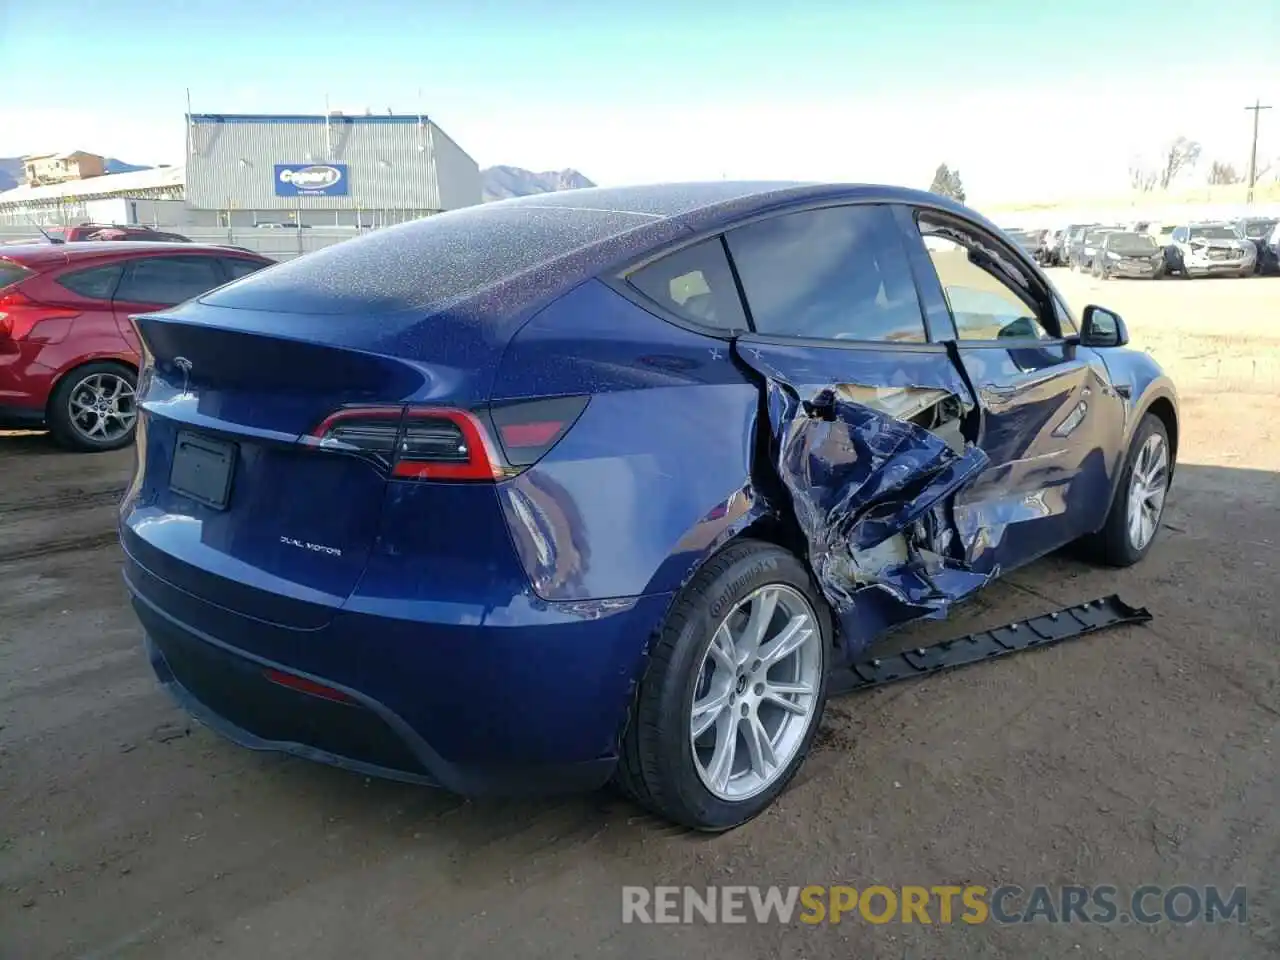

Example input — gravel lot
[2,273,1277,959]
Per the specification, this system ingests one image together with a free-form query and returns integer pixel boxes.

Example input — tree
[1129,162,1158,193]
[929,163,966,203]
[1207,161,1242,185]
[1157,136,1202,190]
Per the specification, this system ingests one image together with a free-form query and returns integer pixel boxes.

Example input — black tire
[46,361,138,452]
[1082,414,1172,567]
[614,539,832,831]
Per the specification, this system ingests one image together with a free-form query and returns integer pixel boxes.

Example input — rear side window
[221,257,268,280]
[626,237,747,331]
[116,256,225,306]
[725,205,927,342]
[0,259,33,291]
[56,264,123,300]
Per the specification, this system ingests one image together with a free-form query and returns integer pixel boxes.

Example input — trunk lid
[123,299,513,629]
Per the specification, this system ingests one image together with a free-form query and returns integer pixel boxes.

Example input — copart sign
[273,164,349,197]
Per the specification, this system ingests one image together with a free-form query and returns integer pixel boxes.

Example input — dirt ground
[2,273,1278,959]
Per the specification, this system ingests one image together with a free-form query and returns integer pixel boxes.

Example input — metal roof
[0,166,185,207]
[190,113,432,125]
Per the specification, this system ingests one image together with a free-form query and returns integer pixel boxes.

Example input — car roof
[0,241,269,268]
[198,181,989,321]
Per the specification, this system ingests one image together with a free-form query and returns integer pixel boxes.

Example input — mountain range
[480,166,596,201]
[0,157,593,201]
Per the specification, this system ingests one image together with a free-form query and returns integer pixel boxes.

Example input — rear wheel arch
[666,510,839,651]
[46,355,138,413]
[45,358,140,452]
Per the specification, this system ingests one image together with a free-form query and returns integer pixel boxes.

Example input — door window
[221,257,269,280]
[725,204,927,342]
[115,256,226,306]
[56,264,124,300]
[916,215,1053,341]
[626,237,747,331]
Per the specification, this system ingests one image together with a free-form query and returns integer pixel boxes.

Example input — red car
[52,224,193,243]
[0,242,273,451]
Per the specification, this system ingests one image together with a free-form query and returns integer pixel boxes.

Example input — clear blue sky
[1,0,1276,202]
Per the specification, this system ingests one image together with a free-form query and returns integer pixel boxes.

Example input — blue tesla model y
[121,183,1178,830]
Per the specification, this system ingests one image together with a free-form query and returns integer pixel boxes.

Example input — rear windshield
[201,204,656,316]
[0,259,33,290]
[1107,233,1159,254]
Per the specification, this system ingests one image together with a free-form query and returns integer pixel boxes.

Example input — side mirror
[1080,305,1128,348]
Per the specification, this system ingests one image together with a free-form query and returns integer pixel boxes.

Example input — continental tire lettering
[709,559,781,620]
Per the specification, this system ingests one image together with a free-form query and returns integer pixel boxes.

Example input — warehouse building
[0,166,187,227]
[185,112,481,227]
[0,112,481,230]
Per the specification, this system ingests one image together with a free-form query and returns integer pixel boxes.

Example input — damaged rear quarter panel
[490,280,769,602]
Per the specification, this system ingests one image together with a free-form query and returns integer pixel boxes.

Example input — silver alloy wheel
[1127,432,1169,551]
[689,584,822,802]
[67,372,136,443]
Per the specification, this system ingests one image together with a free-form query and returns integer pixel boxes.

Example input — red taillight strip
[393,406,504,481]
[263,668,355,704]
[498,420,565,448]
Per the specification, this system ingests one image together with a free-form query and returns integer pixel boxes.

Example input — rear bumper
[123,543,671,797]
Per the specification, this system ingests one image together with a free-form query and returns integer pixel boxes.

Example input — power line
[1245,99,1273,204]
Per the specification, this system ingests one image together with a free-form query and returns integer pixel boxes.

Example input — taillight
[489,396,589,466]
[0,290,77,342]
[393,408,503,481]
[305,396,588,481]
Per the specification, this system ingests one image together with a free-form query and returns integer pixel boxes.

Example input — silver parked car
[1167,223,1256,278]
[1091,231,1166,279]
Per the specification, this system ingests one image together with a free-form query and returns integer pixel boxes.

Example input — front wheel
[614,539,832,831]
[1085,414,1172,567]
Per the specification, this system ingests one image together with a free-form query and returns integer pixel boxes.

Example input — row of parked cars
[1004,216,1280,279]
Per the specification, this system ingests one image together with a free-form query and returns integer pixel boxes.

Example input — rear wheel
[47,361,138,452]
[614,539,831,831]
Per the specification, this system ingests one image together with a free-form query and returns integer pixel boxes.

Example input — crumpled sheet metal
[766,379,996,651]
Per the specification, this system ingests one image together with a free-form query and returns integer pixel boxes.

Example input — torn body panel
[950,347,1124,573]
[759,372,995,656]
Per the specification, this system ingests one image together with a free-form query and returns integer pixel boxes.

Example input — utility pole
[1245,98,1272,204]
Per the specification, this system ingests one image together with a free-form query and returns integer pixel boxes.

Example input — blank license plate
[170,431,237,510]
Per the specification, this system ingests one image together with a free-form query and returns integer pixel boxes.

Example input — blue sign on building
[273,163,350,197]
